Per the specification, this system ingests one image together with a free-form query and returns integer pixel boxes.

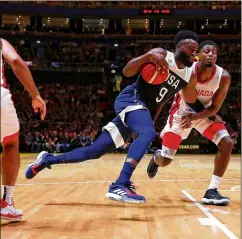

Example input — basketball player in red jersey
[0,38,46,220]
[147,40,233,206]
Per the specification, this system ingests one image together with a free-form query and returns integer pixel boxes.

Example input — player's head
[198,40,218,67]
[174,30,199,67]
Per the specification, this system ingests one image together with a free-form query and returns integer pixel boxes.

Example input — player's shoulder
[215,64,231,79]
[218,67,231,88]
[221,69,231,83]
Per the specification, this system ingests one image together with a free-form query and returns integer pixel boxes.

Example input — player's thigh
[161,115,192,141]
[195,119,229,145]
[159,116,192,159]
[125,109,155,135]
[1,91,20,145]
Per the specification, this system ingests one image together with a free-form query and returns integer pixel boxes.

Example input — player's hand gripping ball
[141,63,169,85]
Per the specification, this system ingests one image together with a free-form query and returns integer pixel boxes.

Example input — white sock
[208,175,221,190]
[1,185,14,205]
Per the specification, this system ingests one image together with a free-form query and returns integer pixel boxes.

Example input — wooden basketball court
[1,153,240,239]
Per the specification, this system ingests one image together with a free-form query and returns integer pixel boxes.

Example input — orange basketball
[141,63,169,85]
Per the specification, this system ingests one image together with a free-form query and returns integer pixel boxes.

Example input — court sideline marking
[181,190,239,239]
[16,178,240,186]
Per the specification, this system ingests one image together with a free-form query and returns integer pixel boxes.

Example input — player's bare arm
[1,38,46,120]
[189,69,231,121]
[182,71,197,103]
[2,39,40,99]
[123,48,168,77]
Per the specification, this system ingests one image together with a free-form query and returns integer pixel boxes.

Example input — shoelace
[214,189,222,196]
[127,182,138,192]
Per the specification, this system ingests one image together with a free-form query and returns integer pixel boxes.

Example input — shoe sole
[201,198,231,206]
[25,151,48,179]
[106,193,145,204]
[147,158,158,178]
[1,215,22,221]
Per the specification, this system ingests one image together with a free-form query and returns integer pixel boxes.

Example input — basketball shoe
[201,188,231,206]
[1,199,22,220]
[147,153,159,178]
[25,151,52,179]
[106,181,146,203]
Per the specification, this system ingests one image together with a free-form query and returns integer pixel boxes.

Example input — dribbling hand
[147,50,169,72]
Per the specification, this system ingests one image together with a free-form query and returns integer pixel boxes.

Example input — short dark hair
[198,40,218,52]
[174,30,199,45]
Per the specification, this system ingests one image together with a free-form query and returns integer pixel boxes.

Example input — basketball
[141,63,169,85]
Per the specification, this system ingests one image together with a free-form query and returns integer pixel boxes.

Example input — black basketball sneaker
[201,188,231,206]
[147,152,159,178]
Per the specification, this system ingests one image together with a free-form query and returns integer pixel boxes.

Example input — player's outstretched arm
[123,48,168,77]
[1,38,46,120]
[190,70,231,121]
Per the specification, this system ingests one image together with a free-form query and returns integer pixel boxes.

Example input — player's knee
[2,136,19,149]
[92,151,103,160]
[218,136,234,152]
[143,128,157,141]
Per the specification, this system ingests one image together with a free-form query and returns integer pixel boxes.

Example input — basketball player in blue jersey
[26,30,199,204]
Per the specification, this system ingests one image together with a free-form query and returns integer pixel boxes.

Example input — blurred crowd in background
[10,39,242,68]
[1,1,240,154]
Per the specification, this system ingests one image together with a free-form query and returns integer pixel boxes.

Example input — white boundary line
[16,178,240,186]
[184,189,239,192]
[231,186,241,191]
[181,190,239,239]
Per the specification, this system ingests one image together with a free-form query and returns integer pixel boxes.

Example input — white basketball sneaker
[1,199,23,220]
